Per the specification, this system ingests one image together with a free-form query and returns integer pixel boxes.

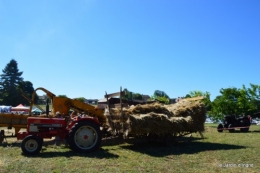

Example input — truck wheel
[228,124,235,133]
[68,121,101,153]
[21,135,43,155]
[240,119,250,132]
[217,124,224,132]
[240,127,249,132]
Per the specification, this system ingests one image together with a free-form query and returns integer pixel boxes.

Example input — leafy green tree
[248,83,260,99]
[209,96,229,120]
[237,85,253,115]
[153,90,169,99]
[76,97,85,103]
[122,88,132,100]
[156,96,170,104]
[208,85,260,120]
[185,94,191,98]
[18,81,37,105]
[0,59,23,105]
[187,90,204,97]
[147,95,155,101]
[150,90,170,104]
[247,83,260,114]
[209,87,241,120]
[122,88,143,100]
[132,93,143,100]
[58,95,68,98]
[186,90,211,111]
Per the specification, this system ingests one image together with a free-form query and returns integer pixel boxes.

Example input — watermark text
[219,163,254,168]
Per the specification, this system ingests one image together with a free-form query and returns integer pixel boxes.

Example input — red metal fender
[67,116,100,130]
[17,131,28,140]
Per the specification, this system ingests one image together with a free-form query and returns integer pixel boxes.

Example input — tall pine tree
[0,59,23,105]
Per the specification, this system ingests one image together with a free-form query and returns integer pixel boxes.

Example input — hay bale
[129,103,173,117]
[104,108,131,134]
[165,100,206,132]
[104,99,206,136]
[129,113,171,135]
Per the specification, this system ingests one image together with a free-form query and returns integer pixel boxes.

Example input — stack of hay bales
[104,99,206,137]
[165,99,206,134]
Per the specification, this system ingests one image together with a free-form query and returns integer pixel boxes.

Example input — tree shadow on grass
[218,130,259,134]
[101,135,204,147]
[0,138,56,148]
[2,136,247,159]
[0,138,116,159]
[7,138,119,159]
[21,147,119,159]
[119,137,247,157]
[100,135,246,157]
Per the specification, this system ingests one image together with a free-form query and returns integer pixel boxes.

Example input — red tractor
[17,87,107,155]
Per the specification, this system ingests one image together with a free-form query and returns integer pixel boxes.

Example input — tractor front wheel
[68,121,101,153]
[21,135,43,155]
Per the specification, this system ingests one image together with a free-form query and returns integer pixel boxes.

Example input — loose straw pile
[104,99,206,137]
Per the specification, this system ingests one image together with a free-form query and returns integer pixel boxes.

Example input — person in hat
[70,111,78,119]
[55,111,62,118]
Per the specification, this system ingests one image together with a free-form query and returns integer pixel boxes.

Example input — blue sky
[0,0,259,101]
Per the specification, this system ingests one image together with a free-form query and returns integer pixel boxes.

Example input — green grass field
[1,124,260,173]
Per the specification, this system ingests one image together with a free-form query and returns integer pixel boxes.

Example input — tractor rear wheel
[228,124,235,133]
[21,135,43,155]
[68,121,101,153]
[217,124,224,132]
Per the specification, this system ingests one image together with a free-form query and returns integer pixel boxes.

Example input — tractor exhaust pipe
[46,99,49,117]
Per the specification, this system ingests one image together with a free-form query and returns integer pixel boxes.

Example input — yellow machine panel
[52,97,71,116]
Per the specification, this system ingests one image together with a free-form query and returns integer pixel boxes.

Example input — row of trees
[0,59,101,106]
[123,86,260,120]
[149,85,260,119]
[122,89,143,101]
[1,59,260,120]
[0,59,38,106]
[57,95,85,103]
[149,90,170,104]
[122,89,170,104]
[208,84,260,119]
